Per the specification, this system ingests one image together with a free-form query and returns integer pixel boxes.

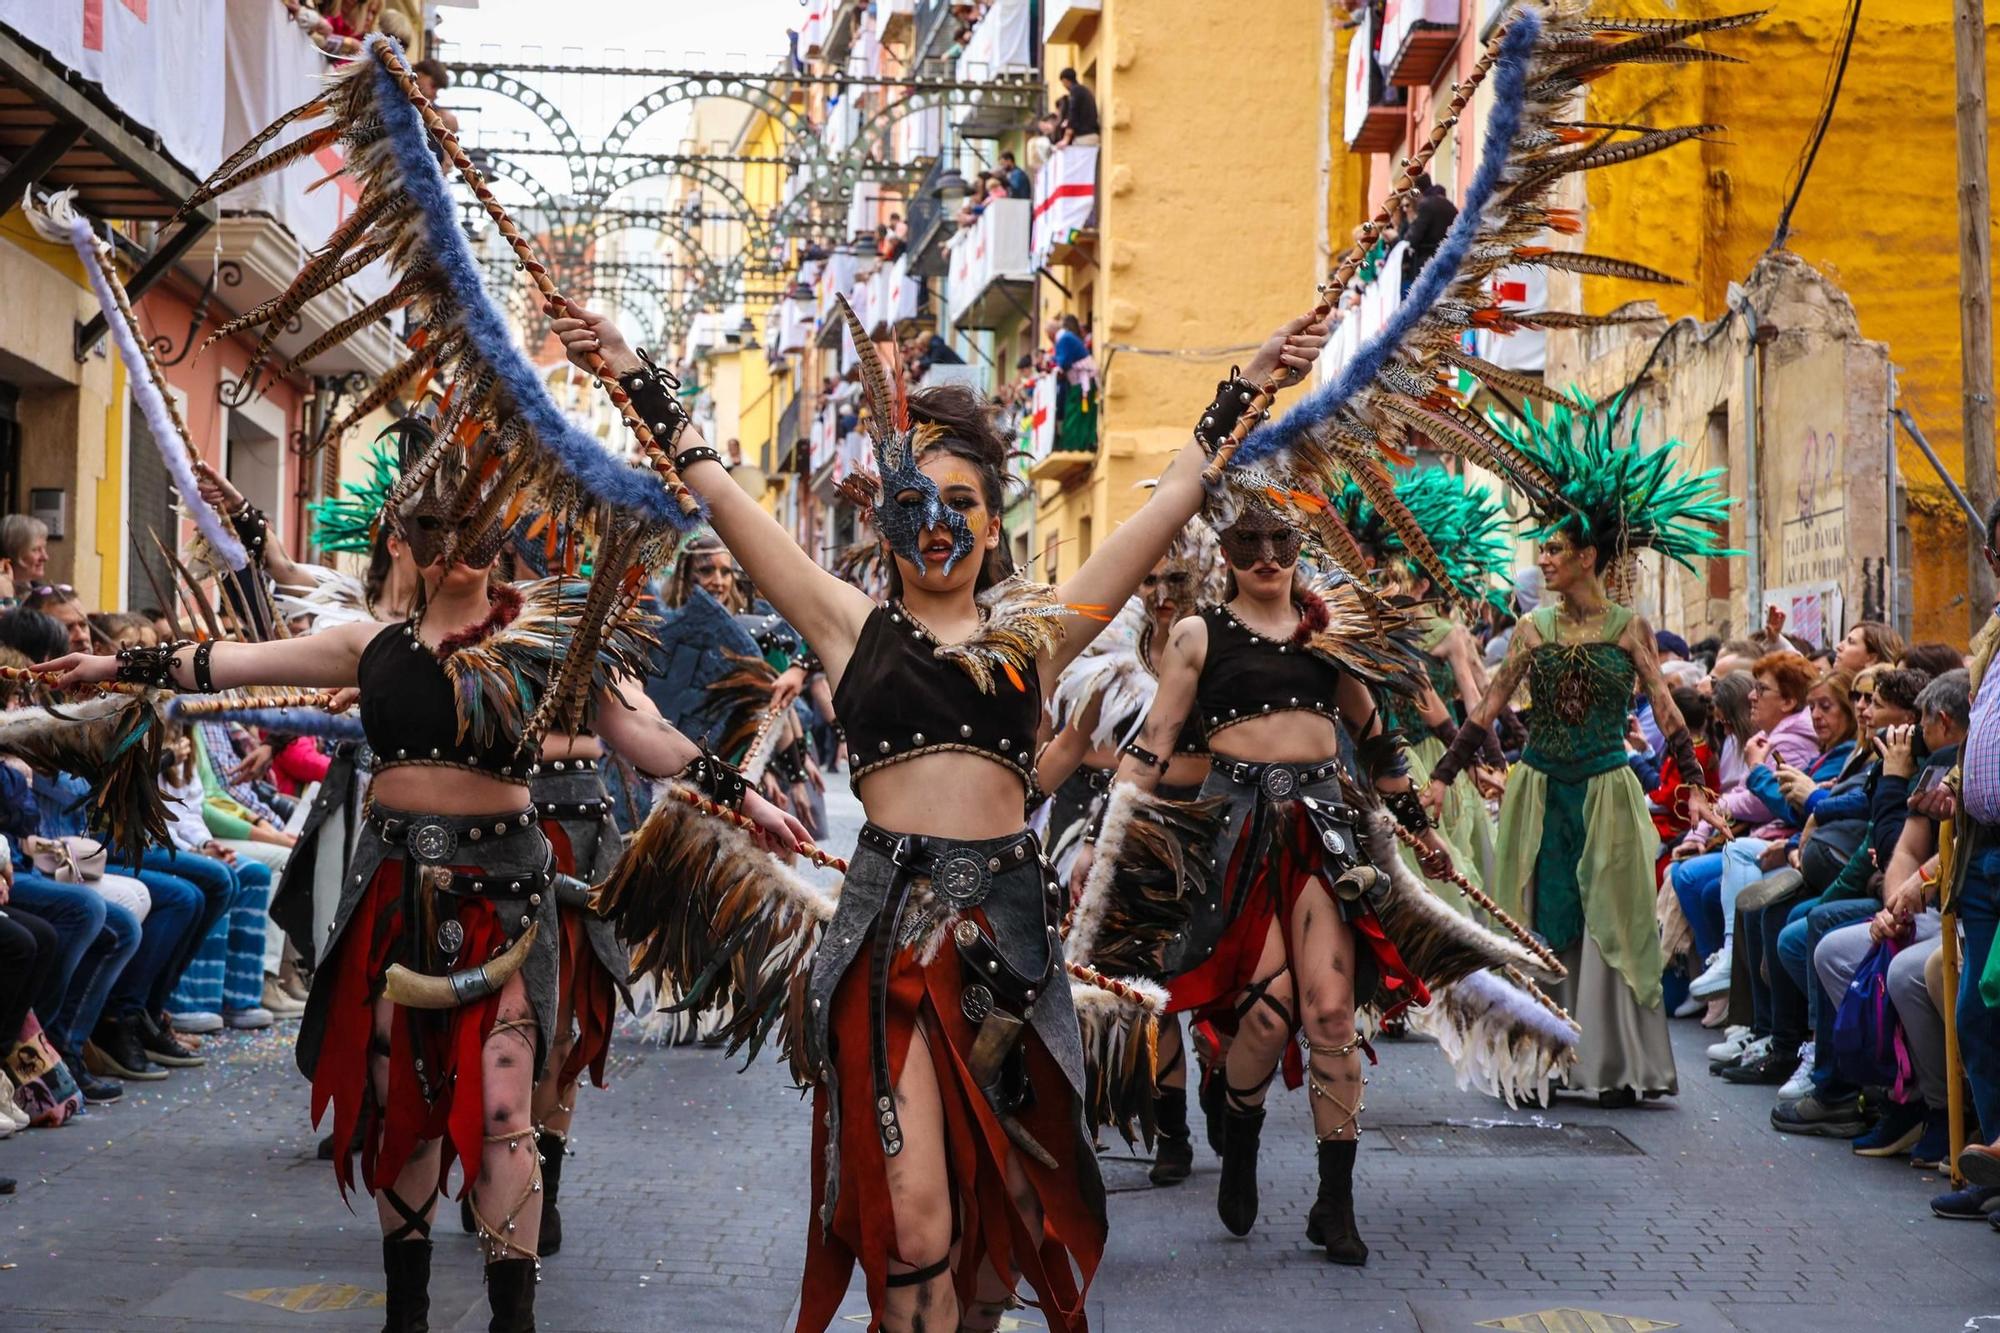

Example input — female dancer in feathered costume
[1332,467,1511,897]
[558,290,1327,1333]
[1426,394,1735,1105]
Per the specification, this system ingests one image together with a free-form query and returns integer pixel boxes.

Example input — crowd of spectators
[0,518,327,1197]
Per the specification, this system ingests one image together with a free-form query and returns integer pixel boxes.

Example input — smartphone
[1914,766,1946,795]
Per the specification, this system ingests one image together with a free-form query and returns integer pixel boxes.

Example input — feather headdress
[306,434,402,556]
[183,36,703,736]
[826,294,968,574]
[1331,466,1513,611]
[1207,4,1760,586]
[1489,390,1736,569]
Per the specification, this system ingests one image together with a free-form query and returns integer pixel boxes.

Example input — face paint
[878,445,975,577]
[1219,510,1303,569]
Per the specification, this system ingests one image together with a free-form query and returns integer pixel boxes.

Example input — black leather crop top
[1194,604,1345,741]
[832,603,1042,794]
[359,622,533,781]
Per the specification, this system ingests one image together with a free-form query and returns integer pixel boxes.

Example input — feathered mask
[1490,390,1737,570]
[1331,466,1513,612]
[828,294,973,577]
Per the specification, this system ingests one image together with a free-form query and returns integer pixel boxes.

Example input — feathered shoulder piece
[1490,389,1736,569]
[0,695,169,860]
[441,578,658,748]
[923,576,1101,696]
[1046,597,1155,748]
[1293,567,1430,693]
[272,563,375,631]
[1209,4,1760,593]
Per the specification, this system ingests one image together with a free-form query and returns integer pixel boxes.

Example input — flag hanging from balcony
[1032,146,1098,268]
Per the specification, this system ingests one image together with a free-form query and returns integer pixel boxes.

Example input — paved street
[5,786,2000,1331]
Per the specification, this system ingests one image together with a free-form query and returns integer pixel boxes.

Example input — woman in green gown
[1423,396,1734,1106]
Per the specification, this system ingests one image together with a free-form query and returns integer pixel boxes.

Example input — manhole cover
[1378,1121,1641,1157]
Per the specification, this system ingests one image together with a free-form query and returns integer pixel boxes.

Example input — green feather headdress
[1331,466,1513,612]
[307,435,401,556]
[1489,391,1737,571]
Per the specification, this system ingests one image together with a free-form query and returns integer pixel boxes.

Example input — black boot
[381,1240,432,1333]
[460,1191,476,1234]
[1215,1104,1265,1236]
[536,1129,565,1257]
[485,1257,538,1333]
[1304,1139,1368,1265]
[1148,1088,1193,1186]
[1197,1063,1226,1157]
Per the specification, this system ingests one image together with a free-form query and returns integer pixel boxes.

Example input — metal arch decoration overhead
[593,75,808,191]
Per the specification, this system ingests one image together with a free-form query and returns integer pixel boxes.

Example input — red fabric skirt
[544,818,616,1089]
[309,857,510,1200]
[797,919,1105,1332]
[1166,801,1425,1084]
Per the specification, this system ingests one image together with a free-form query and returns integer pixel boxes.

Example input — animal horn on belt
[383,921,540,1009]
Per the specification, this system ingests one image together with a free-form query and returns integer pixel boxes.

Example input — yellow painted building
[1033,0,1327,576]
[678,93,794,516]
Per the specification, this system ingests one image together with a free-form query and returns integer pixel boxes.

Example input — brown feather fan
[0,695,171,862]
[590,788,835,1082]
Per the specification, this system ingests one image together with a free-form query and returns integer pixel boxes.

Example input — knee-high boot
[381,1240,432,1333]
[536,1129,566,1257]
[1215,1104,1265,1235]
[485,1258,537,1333]
[1304,1139,1368,1265]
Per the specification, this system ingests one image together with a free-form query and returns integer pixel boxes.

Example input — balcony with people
[943,193,1033,331]
[954,0,1038,136]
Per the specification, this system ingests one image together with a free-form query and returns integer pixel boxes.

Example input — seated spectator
[1711,668,1860,1083]
[0,514,50,588]
[21,586,91,654]
[1666,670,1766,1010]
[157,727,285,1030]
[1794,669,1969,1148]
[28,767,206,1083]
[1676,654,1830,1002]
[1647,686,1718,846]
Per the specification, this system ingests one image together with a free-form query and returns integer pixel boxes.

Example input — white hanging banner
[9,0,227,177]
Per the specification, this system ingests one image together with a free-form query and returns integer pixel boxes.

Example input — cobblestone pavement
[5,785,2000,1330]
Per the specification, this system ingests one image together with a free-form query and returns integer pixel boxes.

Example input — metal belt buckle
[408,819,459,863]
[1260,764,1299,800]
[932,850,992,910]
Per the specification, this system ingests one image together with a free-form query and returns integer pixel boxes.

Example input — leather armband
[1120,740,1168,774]
[192,640,218,695]
[1428,718,1458,747]
[617,348,690,451]
[1384,787,1433,834]
[114,639,195,689]
[1193,367,1265,455]
[1427,722,1488,790]
[229,500,269,560]
[1081,792,1110,845]
[682,743,749,811]
[1478,724,1506,769]
[795,649,823,679]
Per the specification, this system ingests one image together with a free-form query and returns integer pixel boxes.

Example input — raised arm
[38,619,381,692]
[1109,615,1205,795]
[194,456,307,590]
[1051,314,1326,674]
[548,304,874,677]
[593,676,807,853]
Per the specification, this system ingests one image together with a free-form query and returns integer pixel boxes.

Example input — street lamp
[932,169,971,209]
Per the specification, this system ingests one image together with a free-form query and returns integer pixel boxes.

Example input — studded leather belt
[1215,756,1345,801]
[366,803,541,864]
